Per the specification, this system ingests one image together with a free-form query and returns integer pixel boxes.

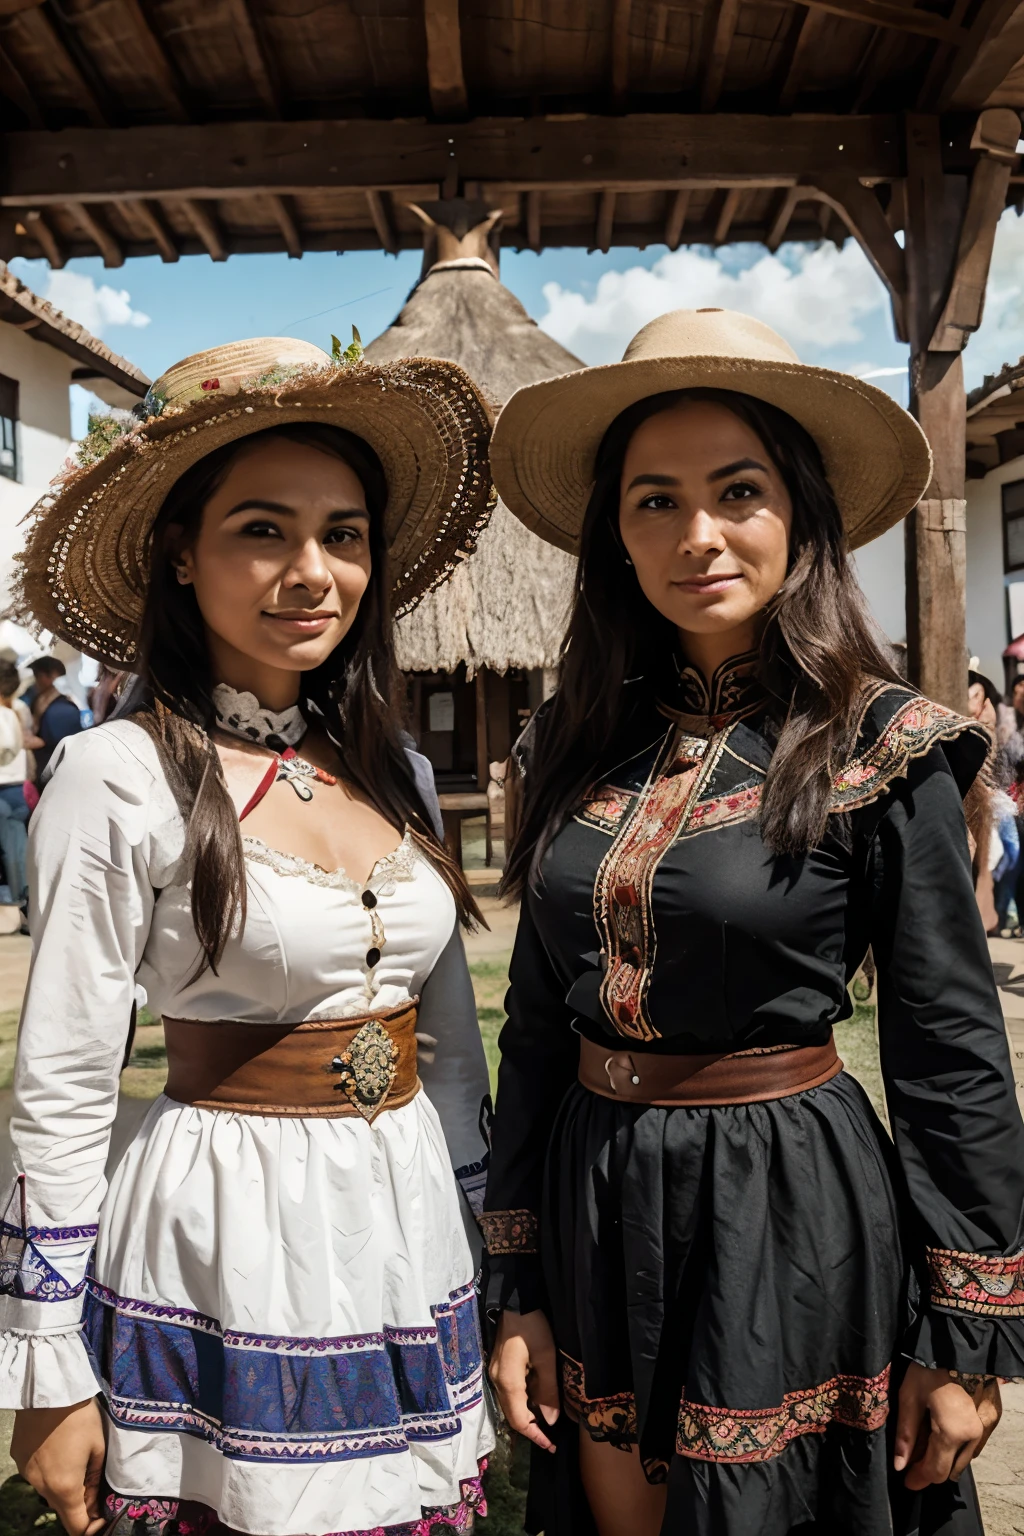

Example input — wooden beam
[222,0,281,118]
[129,197,178,261]
[595,188,616,252]
[526,187,541,251]
[365,189,398,254]
[904,112,965,350]
[929,108,1020,349]
[179,197,227,260]
[945,2,1024,109]
[0,115,906,203]
[610,0,632,109]
[714,186,743,243]
[930,0,1021,111]
[29,4,107,125]
[267,192,301,257]
[23,207,63,266]
[777,8,826,111]
[810,176,907,337]
[664,188,690,249]
[801,0,967,44]
[914,0,972,110]
[424,0,466,116]
[66,199,123,265]
[701,0,740,111]
[766,185,801,251]
[0,40,43,127]
[116,0,189,123]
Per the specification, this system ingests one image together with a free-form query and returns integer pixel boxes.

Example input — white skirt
[81,1089,493,1536]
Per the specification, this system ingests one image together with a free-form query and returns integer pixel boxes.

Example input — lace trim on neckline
[242,830,417,894]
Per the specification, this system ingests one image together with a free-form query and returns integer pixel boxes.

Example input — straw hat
[490,308,931,553]
[16,336,495,668]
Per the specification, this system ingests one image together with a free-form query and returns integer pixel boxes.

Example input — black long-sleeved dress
[482,653,1024,1536]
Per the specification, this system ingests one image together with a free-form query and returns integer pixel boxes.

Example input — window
[1003,478,1024,571]
[0,374,17,482]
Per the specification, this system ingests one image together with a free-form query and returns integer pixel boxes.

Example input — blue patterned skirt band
[83,1278,485,1465]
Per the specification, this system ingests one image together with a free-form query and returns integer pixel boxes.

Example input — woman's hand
[894,1364,1001,1490]
[11,1399,107,1536]
[489,1309,560,1453]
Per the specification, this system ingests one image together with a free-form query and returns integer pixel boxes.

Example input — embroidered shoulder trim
[676,1365,891,1464]
[926,1245,1024,1316]
[243,831,417,894]
[831,693,987,813]
[479,1209,539,1256]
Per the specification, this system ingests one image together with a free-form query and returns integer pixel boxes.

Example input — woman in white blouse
[0,338,496,1536]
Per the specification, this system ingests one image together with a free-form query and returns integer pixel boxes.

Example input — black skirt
[536,1070,985,1536]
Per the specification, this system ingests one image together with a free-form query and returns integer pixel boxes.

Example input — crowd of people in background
[0,655,84,931]
[969,664,1024,937]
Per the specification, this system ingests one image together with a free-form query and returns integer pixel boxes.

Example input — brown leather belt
[163,1003,420,1119]
[578,1033,842,1107]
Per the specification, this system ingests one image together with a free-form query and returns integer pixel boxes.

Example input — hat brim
[490,355,931,554]
[16,357,494,668]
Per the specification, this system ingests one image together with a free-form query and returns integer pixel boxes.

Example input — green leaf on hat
[332,325,364,367]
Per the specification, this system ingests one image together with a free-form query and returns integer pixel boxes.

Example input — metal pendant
[330,1019,399,1121]
[276,755,317,802]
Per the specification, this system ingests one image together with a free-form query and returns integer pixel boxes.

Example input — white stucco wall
[849,472,1022,690]
[963,459,1020,687]
[852,521,907,648]
[0,323,74,603]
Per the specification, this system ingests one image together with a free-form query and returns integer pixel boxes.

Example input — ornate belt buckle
[330,1019,398,1121]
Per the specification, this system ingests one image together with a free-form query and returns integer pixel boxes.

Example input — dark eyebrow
[707,457,770,482]
[625,473,678,492]
[224,499,369,520]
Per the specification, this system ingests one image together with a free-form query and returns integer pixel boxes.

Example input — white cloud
[43,269,150,335]
[538,241,888,366]
[9,260,150,337]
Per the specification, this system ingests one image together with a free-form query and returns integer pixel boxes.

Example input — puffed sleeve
[0,727,157,1407]
[865,746,1024,1378]
[481,890,580,1324]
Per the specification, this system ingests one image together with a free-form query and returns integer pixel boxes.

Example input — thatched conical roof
[364,203,582,677]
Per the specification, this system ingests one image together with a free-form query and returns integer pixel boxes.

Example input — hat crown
[621,308,800,367]
[151,337,332,410]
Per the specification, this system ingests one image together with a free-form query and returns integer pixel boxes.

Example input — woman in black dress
[481,309,1024,1536]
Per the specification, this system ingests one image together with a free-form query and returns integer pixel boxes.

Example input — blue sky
[10,205,1024,436]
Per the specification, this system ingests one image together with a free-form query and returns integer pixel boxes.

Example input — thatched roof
[364,203,582,676]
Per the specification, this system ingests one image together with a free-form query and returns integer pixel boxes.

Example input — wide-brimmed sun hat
[16,336,495,667]
[490,308,932,553]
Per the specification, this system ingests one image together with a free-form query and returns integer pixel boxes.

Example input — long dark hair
[132,421,479,976]
[502,387,904,898]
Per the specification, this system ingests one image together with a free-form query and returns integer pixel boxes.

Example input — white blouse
[0,720,493,1536]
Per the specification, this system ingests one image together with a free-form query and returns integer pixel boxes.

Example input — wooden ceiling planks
[0,0,1019,264]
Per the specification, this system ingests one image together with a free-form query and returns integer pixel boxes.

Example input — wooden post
[905,350,967,708]
[810,110,1017,711]
[475,670,489,791]
[903,110,1018,709]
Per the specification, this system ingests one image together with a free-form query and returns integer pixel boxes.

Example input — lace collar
[668,649,766,728]
[213,683,307,753]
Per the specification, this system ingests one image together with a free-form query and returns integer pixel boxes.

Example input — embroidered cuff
[479,1209,539,1255]
[927,1245,1024,1316]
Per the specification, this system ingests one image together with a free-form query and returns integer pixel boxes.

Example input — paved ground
[1,918,1024,1531]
